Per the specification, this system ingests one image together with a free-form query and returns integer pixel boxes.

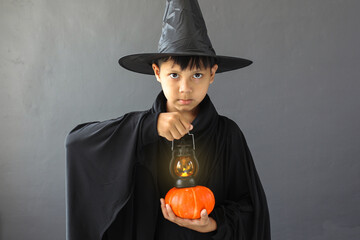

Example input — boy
[65,1,270,240]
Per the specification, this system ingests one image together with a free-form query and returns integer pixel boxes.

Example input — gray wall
[1,0,359,239]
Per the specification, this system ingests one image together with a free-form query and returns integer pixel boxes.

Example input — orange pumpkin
[165,185,215,219]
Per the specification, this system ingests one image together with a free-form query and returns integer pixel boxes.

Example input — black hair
[152,55,217,70]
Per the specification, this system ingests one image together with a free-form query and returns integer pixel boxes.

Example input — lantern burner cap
[175,178,196,188]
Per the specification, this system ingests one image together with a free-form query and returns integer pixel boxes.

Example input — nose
[179,78,192,93]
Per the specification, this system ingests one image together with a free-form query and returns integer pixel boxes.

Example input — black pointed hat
[119,0,252,74]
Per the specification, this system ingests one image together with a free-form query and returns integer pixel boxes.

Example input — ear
[152,63,161,82]
[209,64,218,84]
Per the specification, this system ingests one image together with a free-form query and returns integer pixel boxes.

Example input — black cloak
[65,91,271,240]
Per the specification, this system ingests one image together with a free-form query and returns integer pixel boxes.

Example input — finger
[166,204,178,221]
[160,200,170,219]
[169,127,182,140]
[164,132,174,141]
[178,116,193,132]
[165,205,189,227]
[162,131,173,141]
[198,209,209,226]
[174,120,189,138]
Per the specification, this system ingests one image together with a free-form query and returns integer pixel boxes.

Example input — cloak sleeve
[65,110,160,240]
[211,121,271,240]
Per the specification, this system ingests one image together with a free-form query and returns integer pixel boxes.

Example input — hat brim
[119,52,252,75]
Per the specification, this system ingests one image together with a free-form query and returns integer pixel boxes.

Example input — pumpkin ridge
[191,187,197,219]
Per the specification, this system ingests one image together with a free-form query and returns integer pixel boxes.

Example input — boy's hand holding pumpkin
[160,198,217,233]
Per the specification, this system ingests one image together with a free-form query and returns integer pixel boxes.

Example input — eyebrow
[168,66,206,72]
[170,62,205,72]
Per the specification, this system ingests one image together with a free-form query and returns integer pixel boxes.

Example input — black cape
[65,91,271,240]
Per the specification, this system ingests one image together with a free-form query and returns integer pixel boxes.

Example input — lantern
[169,133,199,188]
[165,133,215,219]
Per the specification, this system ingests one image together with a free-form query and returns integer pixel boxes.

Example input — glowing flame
[174,156,195,177]
[180,172,190,177]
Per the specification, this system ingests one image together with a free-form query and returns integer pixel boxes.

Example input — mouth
[178,99,193,105]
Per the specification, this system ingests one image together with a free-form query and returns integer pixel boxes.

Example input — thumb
[201,209,208,218]
[200,209,209,224]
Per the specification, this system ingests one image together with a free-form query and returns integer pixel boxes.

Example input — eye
[169,73,179,79]
[193,73,203,79]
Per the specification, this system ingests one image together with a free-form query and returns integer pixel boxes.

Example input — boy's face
[152,59,218,117]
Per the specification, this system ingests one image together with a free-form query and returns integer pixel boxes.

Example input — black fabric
[65,91,271,240]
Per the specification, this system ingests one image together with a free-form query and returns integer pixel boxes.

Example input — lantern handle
[171,132,195,151]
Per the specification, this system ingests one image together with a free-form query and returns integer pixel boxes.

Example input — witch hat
[119,0,252,74]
